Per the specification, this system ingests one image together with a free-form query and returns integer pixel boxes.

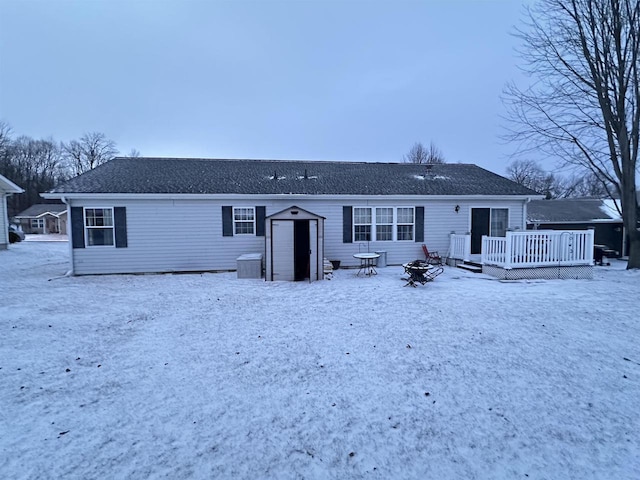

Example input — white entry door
[271,221,294,281]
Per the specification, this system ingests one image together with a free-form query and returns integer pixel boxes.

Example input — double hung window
[31,218,44,229]
[233,207,255,235]
[375,208,393,241]
[396,207,414,241]
[353,207,415,242]
[85,208,114,246]
[353,207,372,242]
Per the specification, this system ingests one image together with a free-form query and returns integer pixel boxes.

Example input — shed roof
[527,198,622,223]
[45,157,540,197]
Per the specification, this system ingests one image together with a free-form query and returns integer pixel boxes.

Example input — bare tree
[504,0,640,268]
[0,136,68,216]
[566,170,616,198]
[126,148,141,158]
[62,132,118,176]
[506,159,564,197]
[403,141,446,164]
[0,121,12,154]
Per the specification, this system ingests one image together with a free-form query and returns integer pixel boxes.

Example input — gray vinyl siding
[68,197,528,275]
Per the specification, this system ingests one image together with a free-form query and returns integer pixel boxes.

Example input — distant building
[527,198,625,256]
[14,203,67,234]
[0,174,24,249]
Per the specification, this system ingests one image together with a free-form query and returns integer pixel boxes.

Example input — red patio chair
[422,244,443,266]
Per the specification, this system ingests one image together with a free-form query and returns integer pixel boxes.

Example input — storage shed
[265,206,325,282]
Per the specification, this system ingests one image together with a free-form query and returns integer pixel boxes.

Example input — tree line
[505,159,614,199]
[0,121,136,217]
[402,141,611,199]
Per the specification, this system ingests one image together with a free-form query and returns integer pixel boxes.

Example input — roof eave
[42,192,543,201]
[0,175,24,194]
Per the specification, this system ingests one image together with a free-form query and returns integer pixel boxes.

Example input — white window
[353,207,372,242]
[375,208,393,241]
[490,208,509,237]
[233,207,255,235]
[354,206,415,242]
[396,207,414,241]
[84,208,114,246]
[31,218,44,229]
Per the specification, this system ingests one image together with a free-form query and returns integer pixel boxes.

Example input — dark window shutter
[415,206,424,242]
[343,206,353,243]
[114,207,127,248]
[222,206,233,236]
[71,207,85,249]
[256,206,266,236]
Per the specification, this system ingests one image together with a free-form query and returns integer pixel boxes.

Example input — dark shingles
[15,203,66,217]
[47,157,540,196]
[527,199,619,223]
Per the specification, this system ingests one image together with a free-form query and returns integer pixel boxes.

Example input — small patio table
[353,253,380,276]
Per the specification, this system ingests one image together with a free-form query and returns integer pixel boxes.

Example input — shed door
[309,220,318,281]
[272,221,294,281]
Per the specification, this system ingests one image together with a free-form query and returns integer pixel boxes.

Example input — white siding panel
[70,197,529,274]
[0,195,9,248]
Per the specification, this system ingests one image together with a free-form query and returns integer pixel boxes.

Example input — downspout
[523,198,531,231]
[60,196,74,276]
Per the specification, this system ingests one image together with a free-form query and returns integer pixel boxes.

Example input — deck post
[504,231,513,269]
[586,227,595,264]
[463,233,471,262]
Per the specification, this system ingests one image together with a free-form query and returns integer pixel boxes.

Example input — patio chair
[422,244,443,266]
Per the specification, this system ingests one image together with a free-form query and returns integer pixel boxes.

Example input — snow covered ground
[1,241,639,479]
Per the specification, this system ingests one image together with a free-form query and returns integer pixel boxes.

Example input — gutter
[41,192,547,202]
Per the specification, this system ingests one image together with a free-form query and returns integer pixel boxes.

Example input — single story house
[14,203,68,234]
[527,198,625,256]
[41,157,542,278]
[1,174,24,250]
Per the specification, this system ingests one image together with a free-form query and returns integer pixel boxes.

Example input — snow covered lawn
[1,242,639,479]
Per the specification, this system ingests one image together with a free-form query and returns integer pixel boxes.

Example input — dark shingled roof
[47,157,540,196]
[527,199,621,223]
[15,203,66,217]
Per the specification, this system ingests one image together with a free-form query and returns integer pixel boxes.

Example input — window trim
[353,206,416,242]
[233,206,256,235]
[84,207,115,247]
[353,207,372,242]
[31,218,44,229]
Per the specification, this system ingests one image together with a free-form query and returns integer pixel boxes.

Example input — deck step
[457,261,483,273]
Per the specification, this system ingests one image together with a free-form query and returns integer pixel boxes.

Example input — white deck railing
[449,233,471,261]
[481,230,594,269]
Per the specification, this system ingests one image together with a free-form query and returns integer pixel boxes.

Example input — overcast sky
[0,0,536,175]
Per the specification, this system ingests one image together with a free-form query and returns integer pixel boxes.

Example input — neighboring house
[41,157,542,278]
[14,204,68,234]
[0,174,24,250]
[527,198,625,256]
